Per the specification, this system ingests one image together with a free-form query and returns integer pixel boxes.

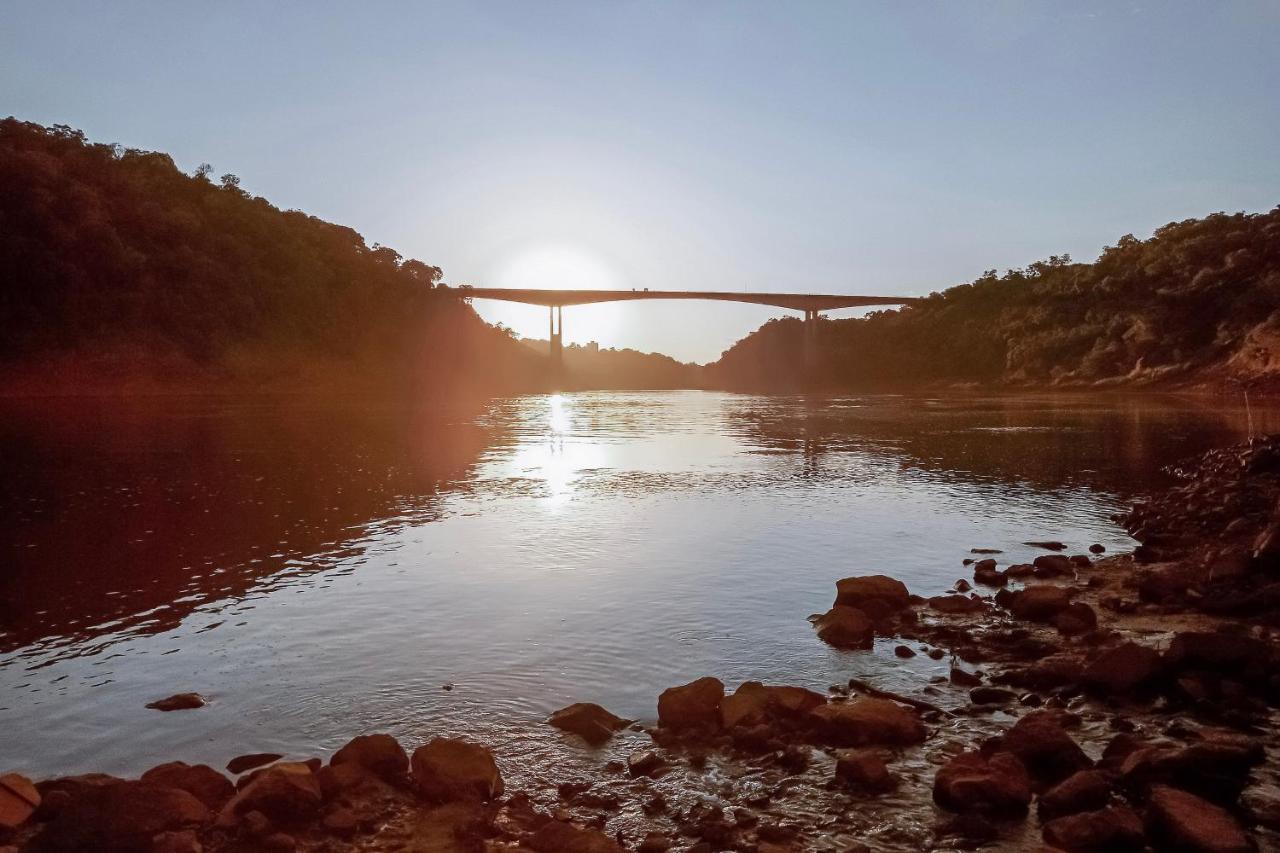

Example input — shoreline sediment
[6,438,1280,852]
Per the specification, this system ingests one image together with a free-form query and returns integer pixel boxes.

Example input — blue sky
[4,2,1278,361]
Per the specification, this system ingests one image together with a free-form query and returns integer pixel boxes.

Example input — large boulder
[720,682,825,729]
[807,697,926,747]
[1006,586,1072,622]
[1042,805,1145,852]
[1165,631,1272,673]
[834,575,910,611]
[548,703,630,746]
[1146,785,1252,853]
[814,606,875,649]
[410,738,503,803]
[330,733,409,781]
[997,711,1091,784]
[1038,770,1113,819]
[140,762,234,810]
[0,773,39,830]
[1033,554,1075,576]
[218,763,321,825]
[1083,642,1164,695]
[932,751,1032,815]
[33,780,209,852]
[657,677,724,731]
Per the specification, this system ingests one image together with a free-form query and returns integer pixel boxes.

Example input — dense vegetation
[710,207,1280,392]
[0,118,540,394]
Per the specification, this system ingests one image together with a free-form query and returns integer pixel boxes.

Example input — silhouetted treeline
[709,207,1280,392]
[518,338,703,389]
[0,119,540,394]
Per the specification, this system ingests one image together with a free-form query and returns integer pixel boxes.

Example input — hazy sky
[4,2,1278,362]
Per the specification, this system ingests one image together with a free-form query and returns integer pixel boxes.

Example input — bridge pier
[549,305,564,369]
[802,308,819,374]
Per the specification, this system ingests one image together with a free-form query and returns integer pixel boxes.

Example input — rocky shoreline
[6,438,1280,852]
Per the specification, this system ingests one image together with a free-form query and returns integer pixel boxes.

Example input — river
[1,390,1276,792]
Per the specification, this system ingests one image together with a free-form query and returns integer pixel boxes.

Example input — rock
[260,833,296,852]
[526,820,624,852]
[151,830,202,853]
[0,773,39,829]
[894,644,916,658]
[1034,554,1075,576]
[950,667,982,687]
[834,575,910,611]
[1007,563,1036,578]
[657,676,725,730]
[1026,541,1068,551]
[998,710,1092,784]
[1070,554,1093,568]
[226,753,283,775]
[33,780,209,852]
[219,763,321,825]
[955,578,973,591]
[1090,544,1106,554]
[1055,602,1098,635]
[1083,642,1163,695]
[720,682,825,729]
[973,558,998,572]
[314,763,386,800]
[974,566,1008,586]
[1042,805,1144,852]
[1146,785,1252,853]
[928,594,988,614]
[814,606,875,649]
[627,749,665,778]
[410,737,503,802]
[145,693,205,712]
[140,762,234,810]
[638,832,674,853]
[808,697,926,746]
[330,733,409,780]
[1119,741,1259,803]
[322,807,359,837]
[1038,770,1112,818]
[1165,631,1272,673]
[1007,585,1072,622]
[547,703,629,746]
[970,687,1016,705]
[834,749,895,793]
[932,751,1032,815]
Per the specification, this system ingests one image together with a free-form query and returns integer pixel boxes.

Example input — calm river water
[2,390,1278,784]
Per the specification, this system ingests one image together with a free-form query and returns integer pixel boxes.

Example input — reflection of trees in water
[724,393,1280,495]
[0,398,504,656]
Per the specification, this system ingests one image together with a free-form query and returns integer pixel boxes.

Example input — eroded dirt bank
[6,438,1280,852]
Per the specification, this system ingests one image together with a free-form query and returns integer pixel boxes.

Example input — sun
[494,244,625,292]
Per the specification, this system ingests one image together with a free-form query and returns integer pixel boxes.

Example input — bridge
[459,287,921,367]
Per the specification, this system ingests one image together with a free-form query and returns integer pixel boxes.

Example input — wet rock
[314,762,386,800]
[997,710,1092,784]
[140,762,234,810]
[969,687,1016,705]
[1042,805,1144,852]
[933,751,1032,815]
[834,575,910,611]
[34,780,209,852]
[547,703,630,746]
[1090,544,1106,554]
[1026,541,1068,551]
[955,578,973,592]
[1038,770,1113,818]
[814,606,875,649]
[1070,554,1093,568]
[330,732,409,781]
[950,667,982,687]
[996,653,1086,690]
[1006,585,1072,622]
[834,749,895,793]
[260,832,296,852]
[1007,563,1036,578]
[219,763,321,825]
[145,693,205,712]
[894,644,916,658]
[1055,602,1098,635]
[410,737,503,802]
[151,829,201,853]
[928,594,988,614]
[1033,554,1075,577]
[1165,630,1272,673]
[1083,642,1164,695]
[526,819,625,852]
[321,806,359,837]
[1146,785,1252,853]
[627,749,665,778]
[1119,741,1259,804]
[0,773,39,830]
[638,832,674,853]
[658,676,725,730]
[808,697,926,746]
[226,753,283,775]
[720,682,826,729]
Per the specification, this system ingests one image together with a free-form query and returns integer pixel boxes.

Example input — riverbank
[4,436,1280,852]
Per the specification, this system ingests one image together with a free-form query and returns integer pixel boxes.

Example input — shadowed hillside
[709,206,1280,393]
[0,119,543,396]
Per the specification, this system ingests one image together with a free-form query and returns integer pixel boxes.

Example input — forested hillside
[708,207,1280,393]
[0,119,541,395]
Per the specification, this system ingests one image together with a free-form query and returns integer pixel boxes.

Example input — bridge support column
[549,305,563,369]
[803,309,819,376]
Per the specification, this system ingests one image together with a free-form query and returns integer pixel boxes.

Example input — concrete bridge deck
[460,287,919,312]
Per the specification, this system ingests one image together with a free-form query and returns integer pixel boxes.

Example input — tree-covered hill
[708,207,1280,393]
[0,118,541,395]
